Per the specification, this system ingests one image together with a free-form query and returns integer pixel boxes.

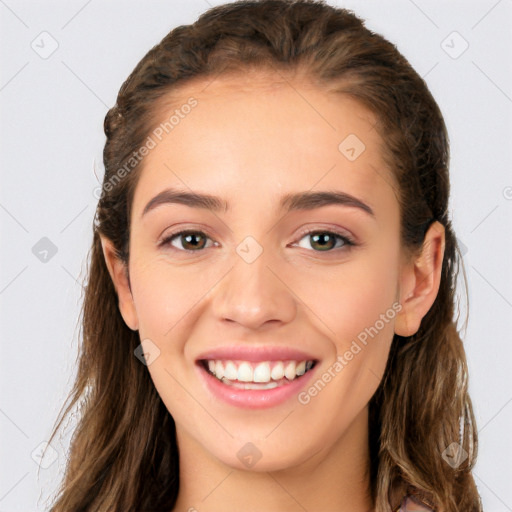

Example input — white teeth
[205,359,314,384]
[214,361,224,380]
[284,361,296,380]
[237,362,253,382]
[224,361,238,380]
[270,362,284,380]
[253,362,271,382]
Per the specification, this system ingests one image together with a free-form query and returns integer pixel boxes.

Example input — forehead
[132,72,397,217]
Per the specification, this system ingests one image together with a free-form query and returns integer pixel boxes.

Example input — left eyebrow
[280,190,374,217]
[140,188,375,219]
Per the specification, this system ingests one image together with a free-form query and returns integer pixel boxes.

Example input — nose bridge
[212,238,296,329]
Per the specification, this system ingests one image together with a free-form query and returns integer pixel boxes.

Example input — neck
[173,407,374,512]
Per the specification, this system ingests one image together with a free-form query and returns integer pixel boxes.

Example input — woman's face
[107,72,415,472]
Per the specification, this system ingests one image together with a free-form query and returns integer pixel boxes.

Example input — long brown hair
[47,1,482,510]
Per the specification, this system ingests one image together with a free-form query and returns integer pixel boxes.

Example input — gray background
[1,0,511,510]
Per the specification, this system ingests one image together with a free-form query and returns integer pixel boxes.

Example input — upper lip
[196,345,318,363]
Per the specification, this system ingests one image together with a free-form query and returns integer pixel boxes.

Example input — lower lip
[197,363,317,409]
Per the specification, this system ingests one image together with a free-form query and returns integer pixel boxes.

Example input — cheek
[298,275,397,439]
[305,246,400,426]
[128,257,208,417]
[128,255,202,344]
[295,246,400,348]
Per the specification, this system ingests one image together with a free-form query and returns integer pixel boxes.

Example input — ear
[100,235,139,331]
[394,221,445,337]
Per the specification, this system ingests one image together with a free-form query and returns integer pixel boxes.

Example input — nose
[212,247,297,331]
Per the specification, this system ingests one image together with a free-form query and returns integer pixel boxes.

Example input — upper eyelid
[159,221,354,239]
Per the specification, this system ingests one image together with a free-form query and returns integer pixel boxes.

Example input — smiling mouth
[199,359,316,390]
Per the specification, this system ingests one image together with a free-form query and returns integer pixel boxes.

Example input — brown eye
[296,230,354,252]
[160,231,214,252]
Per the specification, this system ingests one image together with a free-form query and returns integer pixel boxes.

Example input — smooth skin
[102,70,445,512]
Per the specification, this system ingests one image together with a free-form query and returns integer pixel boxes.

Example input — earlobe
[394,221,445,337]
[100,236,139,331]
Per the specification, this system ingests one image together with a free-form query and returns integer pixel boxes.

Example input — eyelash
[158,227,356,255]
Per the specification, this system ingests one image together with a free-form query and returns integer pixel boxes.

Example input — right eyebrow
[141,189,229,218]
